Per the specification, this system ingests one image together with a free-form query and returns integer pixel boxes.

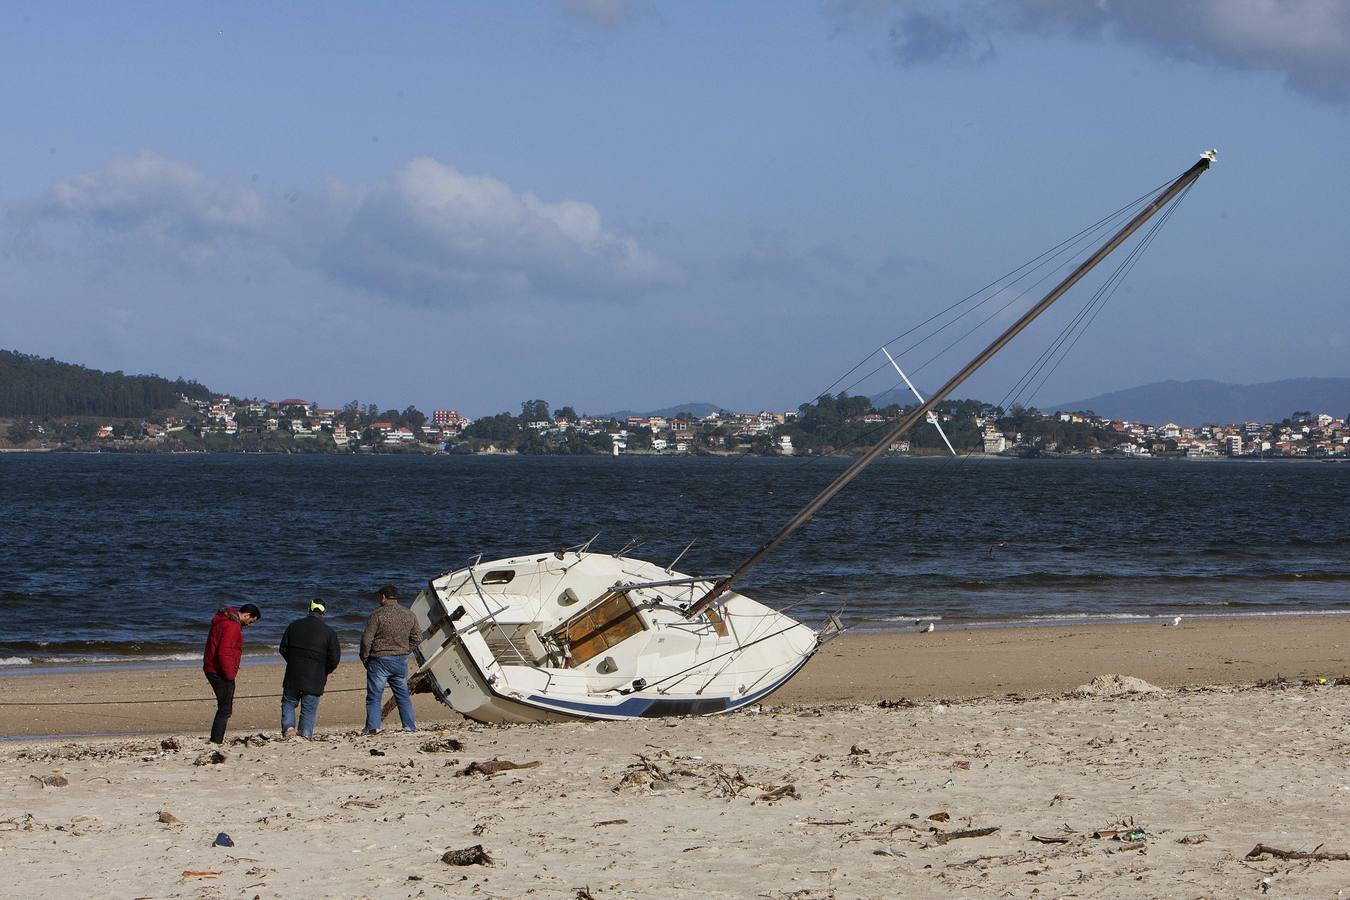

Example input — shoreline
[4,608,1349,677]
[6,445,1346,461]
[2,615,1346,739]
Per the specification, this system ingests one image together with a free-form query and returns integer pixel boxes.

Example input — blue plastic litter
[213,832,234,848]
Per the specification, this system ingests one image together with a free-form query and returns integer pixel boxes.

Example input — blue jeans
[364,656,415,732]
[280,690,321,738]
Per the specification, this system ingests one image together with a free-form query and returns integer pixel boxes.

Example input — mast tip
[1200,149,1218,163]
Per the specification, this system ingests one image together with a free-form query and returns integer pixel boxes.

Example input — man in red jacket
[202,603,262,743]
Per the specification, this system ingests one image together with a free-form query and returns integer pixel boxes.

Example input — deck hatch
[553,589,647,666]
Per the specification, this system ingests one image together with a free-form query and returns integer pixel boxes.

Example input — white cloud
[830,0,1350,102]
[15,152,266,267]
[316,158,681,303]
[1010,0,1350,102]
[9,154,680,304]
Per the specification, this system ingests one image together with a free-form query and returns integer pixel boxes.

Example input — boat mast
[686,151,1215,619]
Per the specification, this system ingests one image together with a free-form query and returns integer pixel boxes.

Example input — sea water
[1,453,1346,667]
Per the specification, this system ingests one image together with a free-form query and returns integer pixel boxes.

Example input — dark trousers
[204,670,235,744]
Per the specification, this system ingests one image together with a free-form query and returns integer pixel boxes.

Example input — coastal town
[5,390,1347,459]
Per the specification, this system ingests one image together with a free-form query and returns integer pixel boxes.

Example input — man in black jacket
[278,599,342,739]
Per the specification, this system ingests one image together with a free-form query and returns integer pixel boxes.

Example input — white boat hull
[409,551,820,724]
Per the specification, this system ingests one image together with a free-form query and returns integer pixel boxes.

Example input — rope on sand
[0,687,367,707]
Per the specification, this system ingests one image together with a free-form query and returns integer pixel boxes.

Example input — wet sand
[1,616,1345,738]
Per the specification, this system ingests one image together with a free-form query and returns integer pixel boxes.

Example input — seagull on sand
[1168,616,1182,627]
[920,622,935,633]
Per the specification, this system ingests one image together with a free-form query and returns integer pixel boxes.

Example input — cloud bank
[834,0,1350,102]
[12,153,680,304]
[16,152,267,267]
[558,0,655,30]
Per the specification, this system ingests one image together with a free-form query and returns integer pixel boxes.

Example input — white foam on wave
[41,652,201,665]
[0,656,33,666]
[853,607,1350,633]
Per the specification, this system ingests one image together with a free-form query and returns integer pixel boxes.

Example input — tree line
[0,350,212,418]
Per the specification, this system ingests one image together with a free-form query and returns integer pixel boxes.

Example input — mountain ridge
[1048,377,1350,425]
[599,402,725,420]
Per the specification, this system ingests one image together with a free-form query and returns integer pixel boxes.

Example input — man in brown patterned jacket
[360,585,421,734]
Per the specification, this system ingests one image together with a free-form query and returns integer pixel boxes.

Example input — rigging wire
[1020,183,1196,410]
[687,171,1191,589]
[832,198,1144,398]
[997,180,1195,417]
[809,177,1173,402]
[757,194,1147,466]
[773,174,1195,489]
[922,178,1199,485]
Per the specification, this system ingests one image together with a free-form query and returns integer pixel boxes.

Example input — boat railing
[459,557,531,670]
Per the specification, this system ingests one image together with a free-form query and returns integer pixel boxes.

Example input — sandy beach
[1,616,1346,738]
[3,617,1349,897]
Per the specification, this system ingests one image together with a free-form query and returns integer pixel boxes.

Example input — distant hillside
[0,350,213,418]
[602,401,724,419]
[1050,378,1350,425]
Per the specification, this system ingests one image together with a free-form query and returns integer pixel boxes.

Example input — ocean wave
[848,607,1350,632]
[41,652,202,665]
[0,656,33,667]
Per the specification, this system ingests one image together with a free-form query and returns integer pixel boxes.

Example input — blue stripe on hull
[523,653,813,720]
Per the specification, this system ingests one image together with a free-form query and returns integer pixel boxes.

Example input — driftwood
[1246,844,1350,862]
[441,845,493,866]
[932,826,1000,846]
[456,758,541,777]
[418,738,464,753]
[380,672,433,719]
[754,783,799,803]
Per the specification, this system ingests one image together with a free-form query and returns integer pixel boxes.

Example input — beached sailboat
[408,152,1216,724]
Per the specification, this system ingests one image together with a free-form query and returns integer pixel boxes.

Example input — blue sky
[2,1,1347,416]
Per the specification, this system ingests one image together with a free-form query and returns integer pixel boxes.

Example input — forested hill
[0,350,213,418]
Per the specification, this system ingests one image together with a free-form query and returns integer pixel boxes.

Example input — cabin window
[481,570,515,585]
[554,590,647,667]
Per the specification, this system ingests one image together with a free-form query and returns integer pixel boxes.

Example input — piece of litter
[212,832,234,848]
